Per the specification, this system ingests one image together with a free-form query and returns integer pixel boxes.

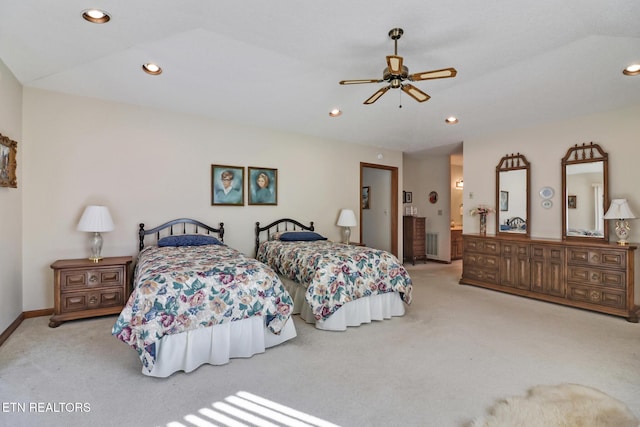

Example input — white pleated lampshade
[77,205,115,232]
[603,199,636,220]
[337,209,357,227]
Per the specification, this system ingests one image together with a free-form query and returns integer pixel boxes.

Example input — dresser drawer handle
[89,296,98,304]
[89,274,98,283]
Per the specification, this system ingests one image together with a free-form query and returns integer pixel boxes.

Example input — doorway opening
[360,162,398,257]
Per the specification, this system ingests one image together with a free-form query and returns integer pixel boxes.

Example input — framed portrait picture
[568,195,577,209]
[362,186,370,209]
[211,165,244,206]
[403,191,412,204]
[500,191,509,211]
[248,167,277,205]
[0,133,18,188]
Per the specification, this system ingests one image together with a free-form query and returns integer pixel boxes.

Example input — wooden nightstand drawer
[49,256,133,327]
[61,289,124,312]
[60,267,125,291]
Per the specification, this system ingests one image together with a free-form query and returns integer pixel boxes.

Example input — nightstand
[49,256,133,328]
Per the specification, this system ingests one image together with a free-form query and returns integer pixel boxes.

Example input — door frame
[360,162,399,257]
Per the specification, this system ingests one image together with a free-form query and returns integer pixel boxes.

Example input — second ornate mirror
[562,142,608,242]
[496,153,530,237]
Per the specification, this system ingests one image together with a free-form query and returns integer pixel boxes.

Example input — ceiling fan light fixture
[329,108,342,117]
[142,63,162,75]
[339,28,456,105]
[82,9,111,24]
[446,116,459,124]
[623,64,640,76]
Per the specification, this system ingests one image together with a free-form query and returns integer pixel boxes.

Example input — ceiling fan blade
[408,67,457,81]
[364,86,391,104]
[401,84,431,102]
[340,79,383,85]
[386,55,403,75]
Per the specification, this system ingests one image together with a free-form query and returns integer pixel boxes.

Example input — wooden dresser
[49,256,133,327]
[451,229,463,260]
[403,216,426,265]
[460,234,639,322]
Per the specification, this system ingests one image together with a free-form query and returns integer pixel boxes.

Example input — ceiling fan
[339,28,457,105]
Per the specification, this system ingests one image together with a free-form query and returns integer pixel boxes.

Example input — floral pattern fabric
[256,241,412,321]
[112,244,293,374]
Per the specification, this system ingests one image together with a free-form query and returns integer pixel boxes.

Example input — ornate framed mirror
[562,142,608,242]
[496,153,530,237]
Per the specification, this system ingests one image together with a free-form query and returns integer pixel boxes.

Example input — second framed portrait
[248,167,277,205]
[211,165,244,206]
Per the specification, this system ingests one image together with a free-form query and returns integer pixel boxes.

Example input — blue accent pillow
[158,234,223,247]
[278,231,327,242]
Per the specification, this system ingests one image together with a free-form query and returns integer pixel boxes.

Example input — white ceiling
[1,1,639,156]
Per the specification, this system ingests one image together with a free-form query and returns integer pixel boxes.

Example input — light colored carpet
[471,383,640,427]
[1,261,639,427]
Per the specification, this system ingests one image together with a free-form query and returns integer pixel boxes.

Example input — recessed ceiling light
[142,63,162,75]
[445,116,459,124]
[329,108,342,117]
[82,9,110,24]
[623,64,640,76]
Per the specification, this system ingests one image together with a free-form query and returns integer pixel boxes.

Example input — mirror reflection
[561,142,608,242]
[565,161,605,237]
[499,170,527,233]
[496,153,530,237]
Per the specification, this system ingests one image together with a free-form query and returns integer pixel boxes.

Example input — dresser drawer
[566,284,626,309]
[61,289,125,313]
[567,266,625,289]
[60,266,125,291]
[566,248,626,269]
[463,265,500,284]
[464,238,500,255]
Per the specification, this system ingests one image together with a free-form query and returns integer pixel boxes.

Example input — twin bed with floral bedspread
[112,218,296,377]
[255,218,413,331]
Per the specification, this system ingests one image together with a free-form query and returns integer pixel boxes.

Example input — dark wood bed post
[139,223,146,251]
[255,222,262,257]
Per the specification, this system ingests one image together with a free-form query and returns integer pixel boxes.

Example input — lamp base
[89,232,104,263]
[614,220,631,245]
[342,227,351,245]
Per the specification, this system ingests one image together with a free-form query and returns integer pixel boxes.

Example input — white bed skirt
[280,276,405,331]
[146,316,297,377]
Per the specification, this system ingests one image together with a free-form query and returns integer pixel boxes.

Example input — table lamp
[77,205,114,262]
[603,199,635,245]
[336,209,357,244]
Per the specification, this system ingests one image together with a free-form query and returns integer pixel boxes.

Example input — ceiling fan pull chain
[399,90,403,108]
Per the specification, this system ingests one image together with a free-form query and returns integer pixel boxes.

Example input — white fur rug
[472,383,639,427]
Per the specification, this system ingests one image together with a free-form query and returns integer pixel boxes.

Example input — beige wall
[21,88,404,311]
[0,59,23,332]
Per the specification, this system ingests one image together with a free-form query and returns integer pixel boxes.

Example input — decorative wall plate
[539,186,554,199]
[541,199,553,209]
[429,191,438,204]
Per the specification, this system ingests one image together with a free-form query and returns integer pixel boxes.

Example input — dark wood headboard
[254,218,314,256]
[138,218,224,251]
